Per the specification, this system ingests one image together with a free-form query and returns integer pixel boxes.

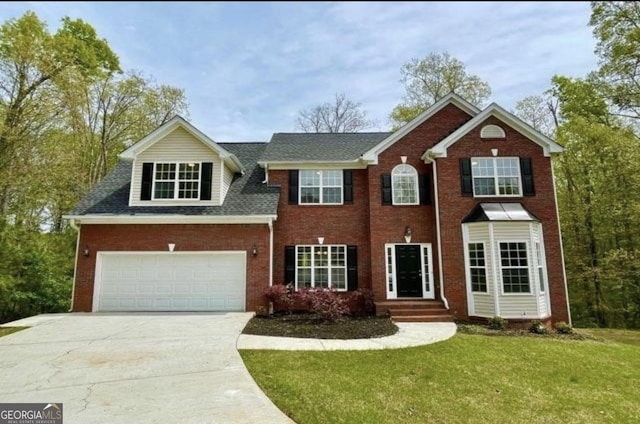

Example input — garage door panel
[96,253,246,312]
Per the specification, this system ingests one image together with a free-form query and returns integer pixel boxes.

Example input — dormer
[121,116,244,207]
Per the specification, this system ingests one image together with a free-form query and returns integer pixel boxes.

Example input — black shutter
[285,246,296,286]
[141,162,153,200]
[520,157,535,196]
[343,170,353,204]
[200,162,213,200]
[289,170,299,204]
[381,174,392,205]
[347,245,358,291]
[460,158,473,197]
[419,174,431,205]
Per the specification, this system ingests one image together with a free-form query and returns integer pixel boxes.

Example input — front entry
[395,245,423,297]
[386,243,434,299]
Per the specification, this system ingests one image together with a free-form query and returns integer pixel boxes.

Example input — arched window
[480,124,506,139]
[392,164,418,205]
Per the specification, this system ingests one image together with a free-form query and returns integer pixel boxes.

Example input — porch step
[375,300,454,323]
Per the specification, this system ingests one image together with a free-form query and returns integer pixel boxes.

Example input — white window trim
[467,242,489,294]
[294,245,347,291]
[298,170,344,205]
[535,241,547,295]
[391,164,419,206]
[499,240,532,296]
[471,157,522,198]
[384,243,434,299]
[151,161,202,201]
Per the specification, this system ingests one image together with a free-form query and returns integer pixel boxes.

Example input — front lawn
[241,333,640,424]
[577,328,640,346]
[0,327,27,338]
[242,314,398,339]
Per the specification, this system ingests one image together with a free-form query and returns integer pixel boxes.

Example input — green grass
[577,328,640,346]
[0,327,28,338]
[241,333,640,424]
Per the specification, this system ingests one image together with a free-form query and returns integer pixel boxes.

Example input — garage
[93,252,246,312]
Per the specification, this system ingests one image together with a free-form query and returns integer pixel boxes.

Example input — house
[65,93,571,324]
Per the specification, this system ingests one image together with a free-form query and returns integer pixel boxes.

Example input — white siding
[465,223,496,317]
[221,164,234,202]
[130,127,223,206]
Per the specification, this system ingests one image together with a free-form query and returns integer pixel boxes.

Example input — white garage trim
[93,251,246,312]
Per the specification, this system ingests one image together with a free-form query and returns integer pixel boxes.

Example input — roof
[361,93,479,163]
[260,132,390,163]
[68,143,279,218]
[462,203,539,223]
[426,103,563,159]
[119,116,244,173]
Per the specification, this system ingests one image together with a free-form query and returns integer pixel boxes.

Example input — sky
[3,2,597,141]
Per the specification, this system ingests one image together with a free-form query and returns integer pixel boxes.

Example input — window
[536,242,545,293]
[468,243,487,292]
[299,170,342,204]
[392,164,418,205]
[296,245,346,290]
[500,242,530,293]
[153,162,200,200]
[471,157,521,196]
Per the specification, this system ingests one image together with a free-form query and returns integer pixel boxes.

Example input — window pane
[498,177,520,195]
[502,269,530,293]
[392,165,418,205]
[322,170,342,186]
[178,181,199,199]
[474,178,495,195]
[300,187,320,203]
[472,158,495,177]
[315,268,328,288]
[331,268,346,290]
[323,187,342,203]
[496,158,519,176]
[538,268,545,292]
[300,170,320,186]
[331,246,345,266]
[298,268,311,288]
[297,246,312,266]
[471,268,487,292]
[155,163,176,180]
[154,181,174,199]
[315,246,328,266]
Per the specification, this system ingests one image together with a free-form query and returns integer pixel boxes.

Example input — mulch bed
[242,313,398,339]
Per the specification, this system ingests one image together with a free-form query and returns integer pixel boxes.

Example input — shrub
[487,316,508,331]
[348,288,376,316]
[529,319,549,334]
[297,288,350,322]
[554,321,574,334]
[263,284,294,313]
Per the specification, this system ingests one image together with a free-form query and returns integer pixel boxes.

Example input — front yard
[241,330,640,424]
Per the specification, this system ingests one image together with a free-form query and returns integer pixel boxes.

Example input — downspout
[68,218,80,312]
[268,218,274,286]
[431,159,449,309]
[262,163,269,184]
[551,159,572,325]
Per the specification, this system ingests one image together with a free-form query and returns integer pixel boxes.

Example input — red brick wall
[367,105,474,301]
[73,224,270,312]
[269,169,372,289]
[436,116,570,322]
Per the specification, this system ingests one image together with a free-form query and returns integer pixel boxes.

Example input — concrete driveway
[0,313,293,424]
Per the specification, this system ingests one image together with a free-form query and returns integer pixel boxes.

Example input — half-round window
[480,124,506,139]
[392,164,418,205]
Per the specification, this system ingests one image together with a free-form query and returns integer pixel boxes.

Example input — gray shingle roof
[261,132,391,162]
[69,143,280,217]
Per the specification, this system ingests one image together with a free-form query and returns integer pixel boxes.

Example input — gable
[137,127,220,161]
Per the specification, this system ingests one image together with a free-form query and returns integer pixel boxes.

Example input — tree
[513,94,559,137]
[296,93,373,132]
[390,52,491,128]
[590,1,640,119]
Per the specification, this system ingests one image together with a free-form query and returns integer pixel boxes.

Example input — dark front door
[395,245,422,297]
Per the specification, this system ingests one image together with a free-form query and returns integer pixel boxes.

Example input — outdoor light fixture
[252,244,258,256]
[83,247,90,257]
[168,243,176,252]
[317,237,324,245]
[404,226,412,243]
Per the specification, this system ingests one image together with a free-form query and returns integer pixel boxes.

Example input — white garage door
[94,252,246,312]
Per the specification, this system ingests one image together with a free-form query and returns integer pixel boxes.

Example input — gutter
[68,218,80,312]
[268,219,274,286]
[429,157,450,310]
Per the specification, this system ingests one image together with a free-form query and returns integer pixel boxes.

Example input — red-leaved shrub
[296,288,349,322]
[263,284,294,313]
[348,289,376,316]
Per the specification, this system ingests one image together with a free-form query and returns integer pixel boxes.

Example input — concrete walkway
[0,313,294,424]
[237,322,457,350]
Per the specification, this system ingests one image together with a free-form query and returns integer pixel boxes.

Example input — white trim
[462,224,474,316]
[268,220,274,286]
[489,222,501,315]
[64,214,277,225]
[294,245,348,291]
[298,169,344,205]
[69,219,80,312]
[471,157,522,197]
[219,158,225,203]
[551,161,571,325]
[424,103,564,159]
[498,240,532,296]
[363,93,480,163]
[92,250,247,312]
[431,160,449,309]
[384,243,434,300]
[119,115,244,173]
[537,224,552,314]
[151,161,202,201]
[467,241,489,294]
[480,124,506,139]
[128,159,136,207]
[391,164,419,206]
